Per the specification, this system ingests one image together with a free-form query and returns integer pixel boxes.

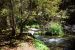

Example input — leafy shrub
[48,22,64,37]
[34,39,49,50]
[31,25,40,28]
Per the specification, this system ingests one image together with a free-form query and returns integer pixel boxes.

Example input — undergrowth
[34,39,50,50]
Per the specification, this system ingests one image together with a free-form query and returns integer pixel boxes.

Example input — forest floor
[1,42,36,50]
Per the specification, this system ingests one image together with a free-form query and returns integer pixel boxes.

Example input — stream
[28,27,75,50]
[34,35,75,50]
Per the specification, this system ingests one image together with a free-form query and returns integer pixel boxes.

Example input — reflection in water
[63,38,75,50]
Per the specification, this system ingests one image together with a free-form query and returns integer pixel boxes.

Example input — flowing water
[34,35,75,50]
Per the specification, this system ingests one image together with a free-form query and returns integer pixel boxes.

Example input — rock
[45,32,53,36]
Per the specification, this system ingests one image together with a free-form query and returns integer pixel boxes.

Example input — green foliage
[31,25,39,28]
[37,0,62,16]
[34,39,49,50]
[55,10,69,19]
[48,22,64,37]
[0,8,9,16]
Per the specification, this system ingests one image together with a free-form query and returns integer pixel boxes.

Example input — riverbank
[1,42,36,50]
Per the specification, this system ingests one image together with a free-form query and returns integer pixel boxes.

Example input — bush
[34,39,49,50]
[48,22,64,37]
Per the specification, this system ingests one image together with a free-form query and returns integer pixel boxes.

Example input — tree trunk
[9,0,16,36]
[19,0,32,35]
[19,0,23,34]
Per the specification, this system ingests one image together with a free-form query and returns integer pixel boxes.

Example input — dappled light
[0,0,75,50]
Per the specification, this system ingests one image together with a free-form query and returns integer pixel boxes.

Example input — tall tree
[8,0,16,36]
